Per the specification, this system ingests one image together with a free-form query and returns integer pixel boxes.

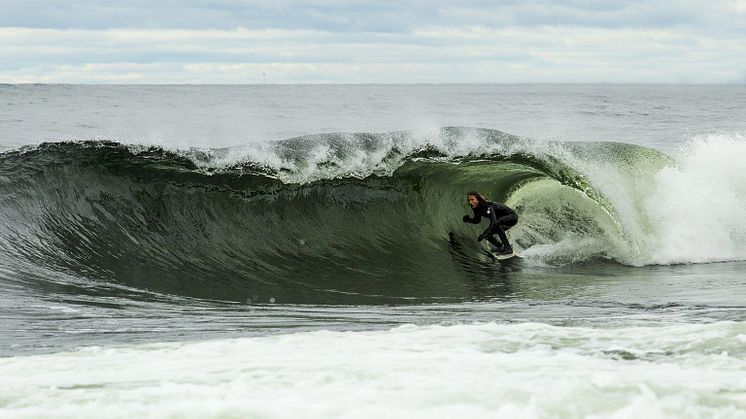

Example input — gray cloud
[1,0,745,83]
[2,0,743,32]
[0,0,437,31]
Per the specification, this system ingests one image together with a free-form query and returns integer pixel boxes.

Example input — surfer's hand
[462,215,470,222]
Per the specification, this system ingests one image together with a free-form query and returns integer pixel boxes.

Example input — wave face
[1,128,744,304]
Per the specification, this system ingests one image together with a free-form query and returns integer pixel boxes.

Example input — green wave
[0,130,674,304]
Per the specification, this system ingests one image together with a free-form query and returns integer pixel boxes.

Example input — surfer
[462,191,518,255]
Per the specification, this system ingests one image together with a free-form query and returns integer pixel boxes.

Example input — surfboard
[493,251,521,261]
[481,244,522,262]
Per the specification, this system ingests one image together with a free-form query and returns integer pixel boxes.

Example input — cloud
[1,25,744,83]
[2,0,743,32]
[0,0,440,31]
[0,0,744,83]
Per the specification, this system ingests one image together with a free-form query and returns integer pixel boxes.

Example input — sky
[1,0,745,83]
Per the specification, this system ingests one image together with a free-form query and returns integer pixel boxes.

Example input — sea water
[1,84,745,418]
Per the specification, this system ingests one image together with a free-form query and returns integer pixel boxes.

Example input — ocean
[1,84,745,417]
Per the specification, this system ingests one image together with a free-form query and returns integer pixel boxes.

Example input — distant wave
[1,128,744,304]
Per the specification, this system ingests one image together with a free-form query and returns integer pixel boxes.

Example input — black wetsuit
[463,201,518,251]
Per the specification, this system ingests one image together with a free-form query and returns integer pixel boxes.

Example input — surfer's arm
[463,213,481,224]
[487,208,499,232]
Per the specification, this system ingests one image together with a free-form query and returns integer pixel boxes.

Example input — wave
[1,128,744,303]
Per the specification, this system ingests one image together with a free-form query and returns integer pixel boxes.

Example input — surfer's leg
[486,235,502,252]
[493,227,511,251]
[497,214,518,231]
[494,214,518,253]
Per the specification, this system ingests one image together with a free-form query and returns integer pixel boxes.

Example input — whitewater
[1,84,745,418]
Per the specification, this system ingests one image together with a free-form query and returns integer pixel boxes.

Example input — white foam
[531,133,746,266]
[37,305,80,314]
[169,128,526,183]
[1,322,744,418]
[643,134,746,264]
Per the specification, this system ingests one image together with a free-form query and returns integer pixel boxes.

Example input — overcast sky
[1,0,745,83]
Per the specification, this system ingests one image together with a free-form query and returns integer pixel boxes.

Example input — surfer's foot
[499,246,513,255]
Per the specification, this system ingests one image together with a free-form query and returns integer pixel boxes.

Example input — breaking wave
[1,128,744,303]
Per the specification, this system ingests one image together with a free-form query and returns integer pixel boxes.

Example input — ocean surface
[1,84,745,418]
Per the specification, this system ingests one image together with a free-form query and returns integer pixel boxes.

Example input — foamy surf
[642,134,746,264]
[1,321,744,418]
